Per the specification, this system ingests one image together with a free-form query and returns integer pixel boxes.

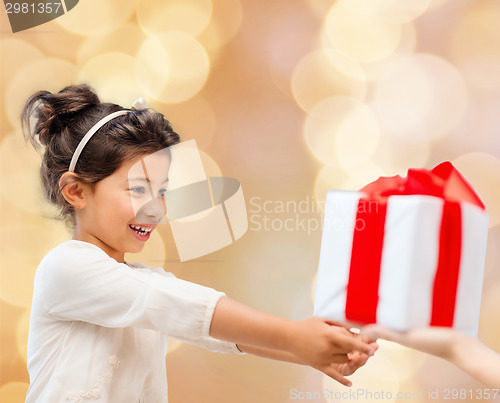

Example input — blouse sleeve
[170,328,244,355]
[38,241,240,350]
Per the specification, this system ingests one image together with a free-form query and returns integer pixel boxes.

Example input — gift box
[313,162,489,335]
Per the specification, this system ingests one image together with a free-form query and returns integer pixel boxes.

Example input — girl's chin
[127,244,146,254]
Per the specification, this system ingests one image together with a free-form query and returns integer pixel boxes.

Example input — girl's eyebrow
[126,177,169,183]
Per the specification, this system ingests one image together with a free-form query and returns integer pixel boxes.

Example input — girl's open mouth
[129,224,153,241]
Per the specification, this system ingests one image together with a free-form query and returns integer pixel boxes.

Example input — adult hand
[361,324,500,388]
[361,324,461,360]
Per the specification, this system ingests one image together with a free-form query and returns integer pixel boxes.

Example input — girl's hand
[287,318,376,386]
[333,333,379,377]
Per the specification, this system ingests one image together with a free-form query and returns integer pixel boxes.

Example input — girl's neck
[72,226,125,263]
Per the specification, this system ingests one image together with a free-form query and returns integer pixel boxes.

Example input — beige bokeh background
[1,0,500,402]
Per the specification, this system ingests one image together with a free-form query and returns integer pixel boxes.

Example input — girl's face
[75,150,170,263]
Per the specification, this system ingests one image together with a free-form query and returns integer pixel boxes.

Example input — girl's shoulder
[41,240,171,276]
[37,240,115,279]
[43,240,110,263]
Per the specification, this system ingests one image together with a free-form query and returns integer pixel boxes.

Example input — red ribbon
[344,162,484,326]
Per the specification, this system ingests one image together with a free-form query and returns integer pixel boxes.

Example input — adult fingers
[329,330,375,356]
[361,324,403,343]
[355,330,379,344]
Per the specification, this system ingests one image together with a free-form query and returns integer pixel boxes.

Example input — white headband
[68,97,147,173]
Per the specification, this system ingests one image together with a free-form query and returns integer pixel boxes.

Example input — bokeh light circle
[158,96,216,149]
[337,0,432,24]
[304,96,381,173]
[0,132,58,217]
[0,220,70,308]
[76,24,148,67]
[358,22,417,82]
[6,58,78,129]
[197,0,243,53]
[451,153,500,228]
[324,3,402,63]
[0,39,44,85]
[267,7,320,97]
[78,52,143,107]
[304,96,362,166]
[321,341,427,402]
[371,102,431,174]
[459,57,500,94]
[292,50,366,114]
[369,340,427,381]
[136,0,213,38]
[322,48,368,83]
[19,19,83,62]
[375,54,468,140]
[479,282,500,352]
[450,0,500,65]
[373,102,429,141]
[335,103,380,170]
[484,230,499,278]
[55,0,136,36]
[0,39,43,133]
[17,309,30,363]
[0,382,30,402]
[428,0,452,10]
[135,32,210,103]
[340,160,385,191]
[200,150,222,178]
[305,0,335,20]
[313,165,350,213]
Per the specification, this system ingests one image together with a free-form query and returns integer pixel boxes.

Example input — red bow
[359,161,484,209]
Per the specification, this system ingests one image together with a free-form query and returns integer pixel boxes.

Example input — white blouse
[25,240,242,403]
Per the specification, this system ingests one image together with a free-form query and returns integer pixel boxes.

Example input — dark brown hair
[22,84,180,228]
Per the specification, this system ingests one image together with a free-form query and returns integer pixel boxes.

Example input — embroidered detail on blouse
[64,355,120,402]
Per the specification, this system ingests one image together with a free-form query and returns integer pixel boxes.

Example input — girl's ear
[59,172,88,209]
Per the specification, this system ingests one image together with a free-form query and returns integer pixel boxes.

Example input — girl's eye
[129,187,146,195]
[158,188,168,196]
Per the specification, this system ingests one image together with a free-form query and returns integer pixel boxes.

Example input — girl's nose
[135,196,167,224]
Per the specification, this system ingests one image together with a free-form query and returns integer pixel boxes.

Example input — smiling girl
[22,84,376,402]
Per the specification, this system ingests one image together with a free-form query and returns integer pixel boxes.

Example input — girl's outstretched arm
[237,343,374,379]
[210,296,376,386]
[362,325,500,388]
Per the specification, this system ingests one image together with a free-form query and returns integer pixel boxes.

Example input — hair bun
[22,84,100,148]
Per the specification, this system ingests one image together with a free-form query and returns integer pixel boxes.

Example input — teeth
[130,224,152,235]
